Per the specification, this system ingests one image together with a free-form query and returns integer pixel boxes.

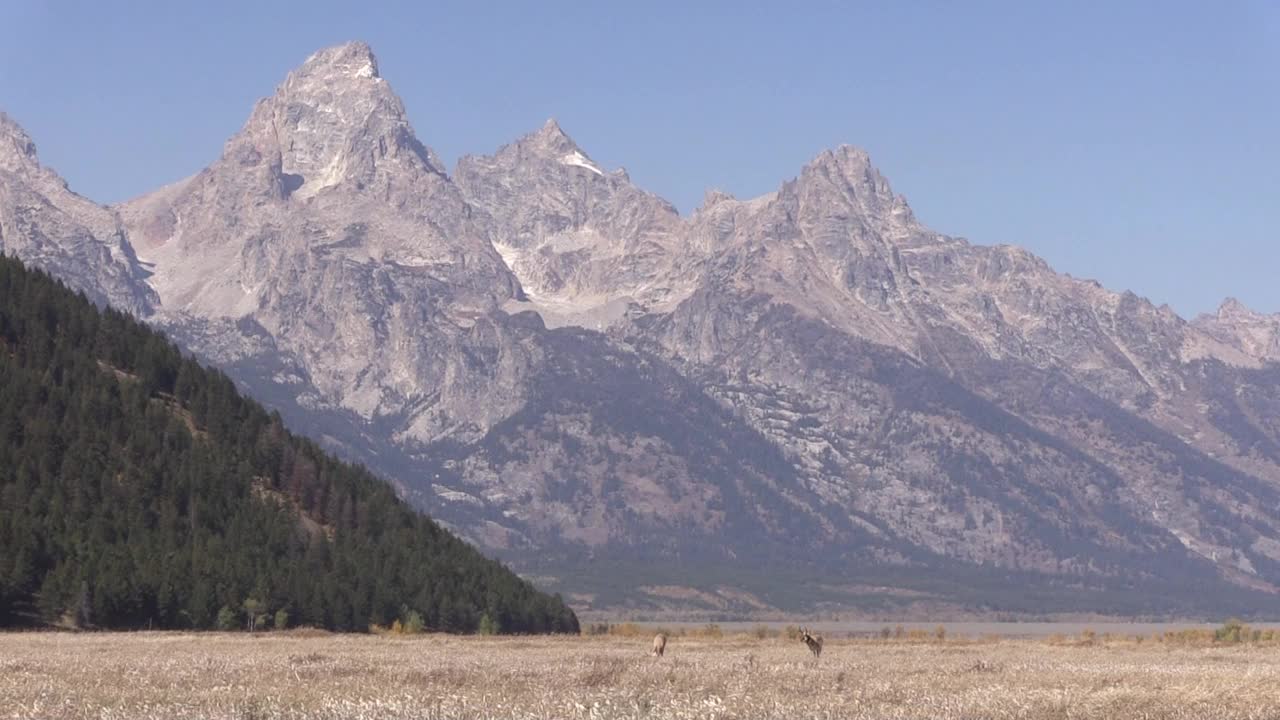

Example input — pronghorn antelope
[798,627,823,661]
[651,633,668,657]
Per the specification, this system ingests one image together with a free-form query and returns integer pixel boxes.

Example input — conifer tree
[0,256,578,634]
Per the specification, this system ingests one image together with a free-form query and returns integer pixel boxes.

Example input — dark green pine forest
[0,255,578,634]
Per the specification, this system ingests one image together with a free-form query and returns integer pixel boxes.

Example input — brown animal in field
[651,633,667,657]
[799,627,823,661]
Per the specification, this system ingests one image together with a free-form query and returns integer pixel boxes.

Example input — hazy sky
[1,1,1276,316]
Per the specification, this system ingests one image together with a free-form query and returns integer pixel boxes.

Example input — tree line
[0,255,578,634]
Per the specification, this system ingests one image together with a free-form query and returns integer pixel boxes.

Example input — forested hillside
[0,255,578,633]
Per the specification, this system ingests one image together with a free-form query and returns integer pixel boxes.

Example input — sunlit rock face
[455,118,692,330]
[0,112,156,315]
[7,40,1280,614]
[119,42,530,442]
[1192,298,1280,366]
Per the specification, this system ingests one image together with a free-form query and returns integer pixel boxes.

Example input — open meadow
[4,629,1280,719]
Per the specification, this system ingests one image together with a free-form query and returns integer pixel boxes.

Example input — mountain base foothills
[3,626,1280,720]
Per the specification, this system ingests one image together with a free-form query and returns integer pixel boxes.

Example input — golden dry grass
[3,631,1280,719]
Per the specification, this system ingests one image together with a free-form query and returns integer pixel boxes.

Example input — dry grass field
[4,630,1280,719]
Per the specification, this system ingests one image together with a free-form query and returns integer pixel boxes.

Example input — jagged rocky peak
[454,116,681,238]
[700,189,737,208]
[485,117,605,176]
[791,144,914,223]
[119,39,519,322]
[0,113,40,173]
[297,40,382,81]
[0,114,157,315]
[453,117,688,327]
[231,40,443,200]
[114,40,526,443]
[797,145,877,190]
[1191,296,1280,365]
[810,143,873,169]
[528,117,580,153]
[1216,297,1265,321]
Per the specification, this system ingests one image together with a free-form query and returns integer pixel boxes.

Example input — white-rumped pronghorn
[651,633,667,657]
[798,626,823,661]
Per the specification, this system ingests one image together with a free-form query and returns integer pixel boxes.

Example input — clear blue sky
[2,1,1276,316]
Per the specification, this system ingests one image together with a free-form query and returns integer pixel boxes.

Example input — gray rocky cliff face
[631,146,1280,596]
[0,113,156,315]
[445,105,1280,612]
[454,119,692,330]
[6,41,1280,614]
[119,42,530,443]
[107,45,830,594]
[1192,298,1280,366]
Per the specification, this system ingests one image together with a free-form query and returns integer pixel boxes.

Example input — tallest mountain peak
[216,41,443,200]
[803,144,874,174]
[296,41,380,80]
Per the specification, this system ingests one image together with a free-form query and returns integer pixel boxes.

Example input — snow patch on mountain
[560,150,603,175]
